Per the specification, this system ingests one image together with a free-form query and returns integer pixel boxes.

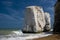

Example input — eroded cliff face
[43,12,51,32]
[22,6,51,33]
[53,0,60,34]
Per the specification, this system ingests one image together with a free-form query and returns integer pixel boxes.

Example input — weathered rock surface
[43,12,51,32]
[53,0,60,34]
[22,6,51,33]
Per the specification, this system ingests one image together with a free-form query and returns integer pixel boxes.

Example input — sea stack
[22,6,51,33]
[53,0,60,34]
[44,12,51,32]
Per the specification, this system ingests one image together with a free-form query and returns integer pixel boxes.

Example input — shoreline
[32,34,60,40]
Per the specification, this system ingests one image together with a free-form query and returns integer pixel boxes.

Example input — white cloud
[20,17,24,20]
[2,1,13,6]
[6,7,23,20]
[45,7,54,12]
[0,13,24,28]
[0,13,17,21]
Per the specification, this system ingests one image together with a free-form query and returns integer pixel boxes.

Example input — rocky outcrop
[43,12,51,32]
[53,0,60,34]
[22,6,51,33]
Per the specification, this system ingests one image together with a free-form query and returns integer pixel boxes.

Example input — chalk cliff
[44,12,51,32]
[22,6,51,33]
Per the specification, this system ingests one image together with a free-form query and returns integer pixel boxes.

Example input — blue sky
[0,0,57,29]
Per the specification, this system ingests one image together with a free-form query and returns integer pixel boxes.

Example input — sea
[0,30,52,40]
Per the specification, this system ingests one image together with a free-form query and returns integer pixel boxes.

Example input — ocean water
[0,30,52,40]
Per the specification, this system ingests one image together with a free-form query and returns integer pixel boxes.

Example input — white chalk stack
[22,6,51,33]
